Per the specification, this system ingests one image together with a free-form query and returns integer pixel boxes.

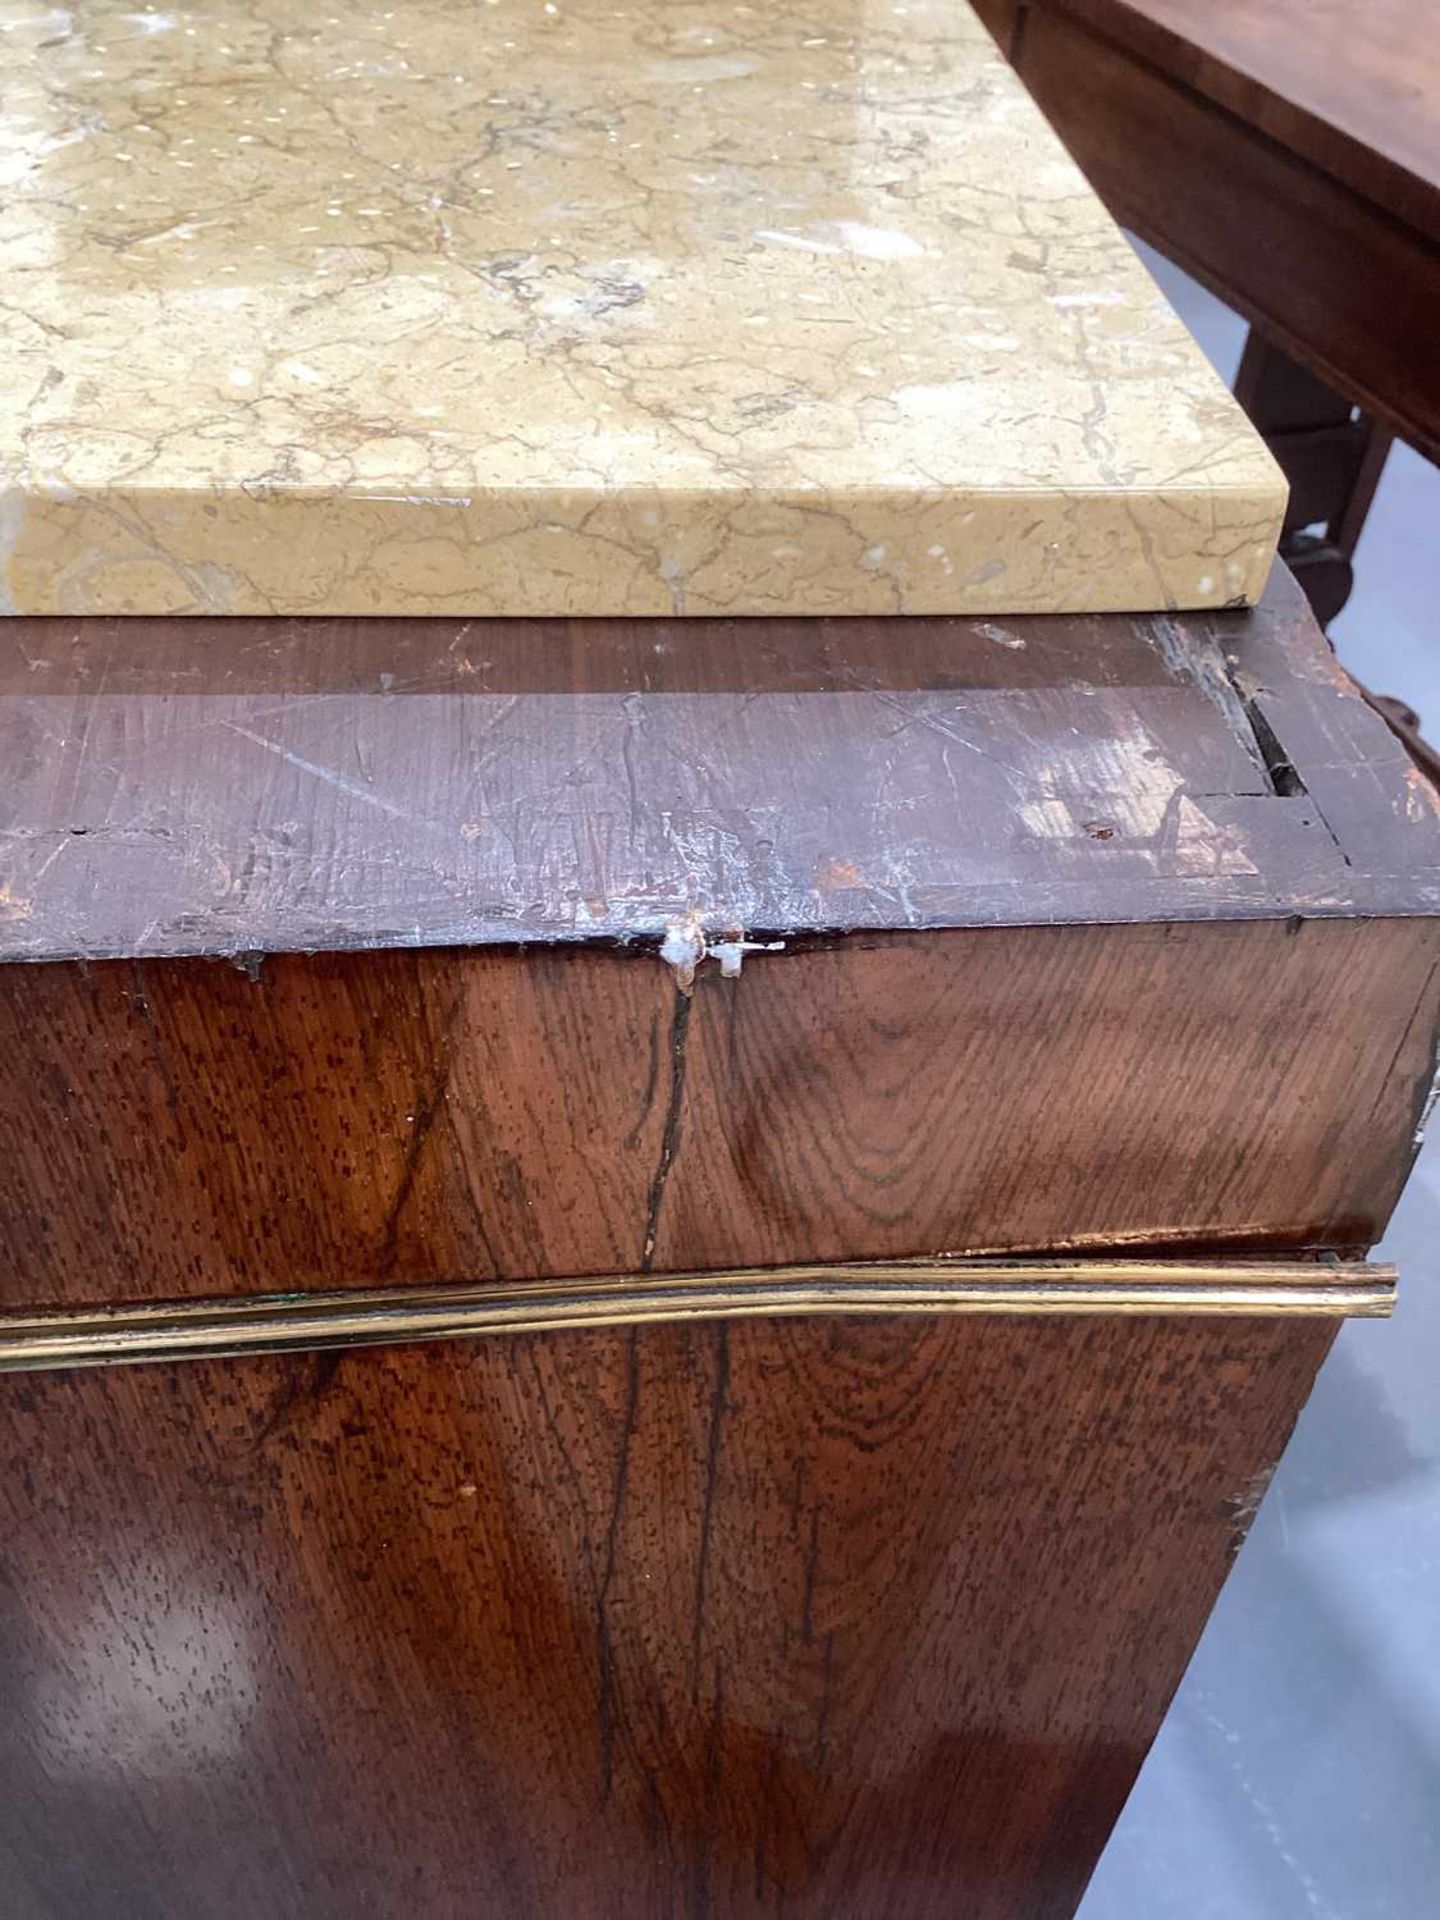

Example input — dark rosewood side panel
[2,915,1437,1309]
[0,1311,1335,1919]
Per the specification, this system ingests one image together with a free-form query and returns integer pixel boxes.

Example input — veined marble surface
[0,0,1285,618]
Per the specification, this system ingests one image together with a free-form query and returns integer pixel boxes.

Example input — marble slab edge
[0,477,1284,620]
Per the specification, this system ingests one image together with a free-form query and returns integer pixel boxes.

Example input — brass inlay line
[0,1260,1396,1373]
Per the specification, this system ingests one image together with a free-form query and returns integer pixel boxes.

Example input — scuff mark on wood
[1226,1463,1278,1559]
[1414,1062,1440,1149]
[1145,610,1362,872]
[1144,613,1271,782]
[975,620,1026,650]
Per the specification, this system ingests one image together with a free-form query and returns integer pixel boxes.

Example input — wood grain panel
[0,1310,1336,1918]
[2,914,1436,1309]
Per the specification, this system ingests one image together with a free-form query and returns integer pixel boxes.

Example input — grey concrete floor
[1078,249,1440,1920]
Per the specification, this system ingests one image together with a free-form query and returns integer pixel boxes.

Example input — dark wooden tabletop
[2,570,1437,965]
[981,0,1440,463]
[1049,0,1440,243]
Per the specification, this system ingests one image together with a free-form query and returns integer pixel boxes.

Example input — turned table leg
[1234,331,1392,629]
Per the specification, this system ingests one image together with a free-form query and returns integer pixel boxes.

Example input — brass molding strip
[0,1260,1396,1373]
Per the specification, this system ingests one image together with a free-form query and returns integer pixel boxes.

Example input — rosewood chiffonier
[1,2,1435,1916]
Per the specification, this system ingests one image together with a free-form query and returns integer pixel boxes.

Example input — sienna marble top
[0,0,1285,619]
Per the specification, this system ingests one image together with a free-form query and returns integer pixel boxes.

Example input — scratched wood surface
[0,1311,1337,1920]
[2,570,1439,962]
